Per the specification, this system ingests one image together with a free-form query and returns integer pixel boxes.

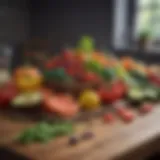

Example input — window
[135,0,160,40]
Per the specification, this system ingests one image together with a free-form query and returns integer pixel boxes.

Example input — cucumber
[12,95,27,107]
[144,88,158,102]
[127,88,144,106]
[12,92,42,108]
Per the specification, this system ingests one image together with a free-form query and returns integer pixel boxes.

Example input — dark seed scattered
[81,131,94,140]
[69,136,78,145]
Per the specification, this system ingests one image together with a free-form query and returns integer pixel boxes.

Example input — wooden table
[0,107,160,160]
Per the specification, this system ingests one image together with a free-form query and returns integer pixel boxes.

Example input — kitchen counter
[0,106,160,160]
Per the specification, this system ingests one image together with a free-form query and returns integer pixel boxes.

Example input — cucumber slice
[144,89,158,101]
[128,88,144,105]
[12,92,42,108]
[12,95,27,107]
[128,89,144,100]
[29,92,42,105]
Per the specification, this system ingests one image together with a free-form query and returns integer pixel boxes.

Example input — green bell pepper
[100,68,116,81]
[43,68,72,82]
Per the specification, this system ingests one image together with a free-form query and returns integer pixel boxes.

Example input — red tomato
[98,88,117,103]
[0,83,18,106]
[103,113,114,123]
[98,80,126,104]
[112,80,127,99]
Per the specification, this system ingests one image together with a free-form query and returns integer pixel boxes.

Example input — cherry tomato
[43,95,79,118]
[116,107,127,115]
[140,103,153,113]
[103,113,114,123]
[118,110,134,122]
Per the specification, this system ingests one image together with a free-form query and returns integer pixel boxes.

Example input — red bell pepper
[98,80,126,104]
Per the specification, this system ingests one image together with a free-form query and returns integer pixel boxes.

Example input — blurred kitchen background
[0,0,159,69]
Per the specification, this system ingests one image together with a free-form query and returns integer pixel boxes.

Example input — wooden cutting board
[0,106,160,160]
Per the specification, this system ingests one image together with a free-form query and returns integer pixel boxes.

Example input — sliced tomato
[43,95,79,118]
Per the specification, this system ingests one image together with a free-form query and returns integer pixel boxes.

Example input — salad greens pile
[17,121,74,144]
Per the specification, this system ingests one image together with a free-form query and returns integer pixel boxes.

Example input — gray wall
[0,0,30,45]
[0,0,31,69]
[30,0,113,52]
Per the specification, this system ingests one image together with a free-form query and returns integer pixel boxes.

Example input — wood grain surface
[0,106,160,160]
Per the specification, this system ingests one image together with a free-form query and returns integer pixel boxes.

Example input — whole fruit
[79,90,100,110]
[14,66,42,92]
